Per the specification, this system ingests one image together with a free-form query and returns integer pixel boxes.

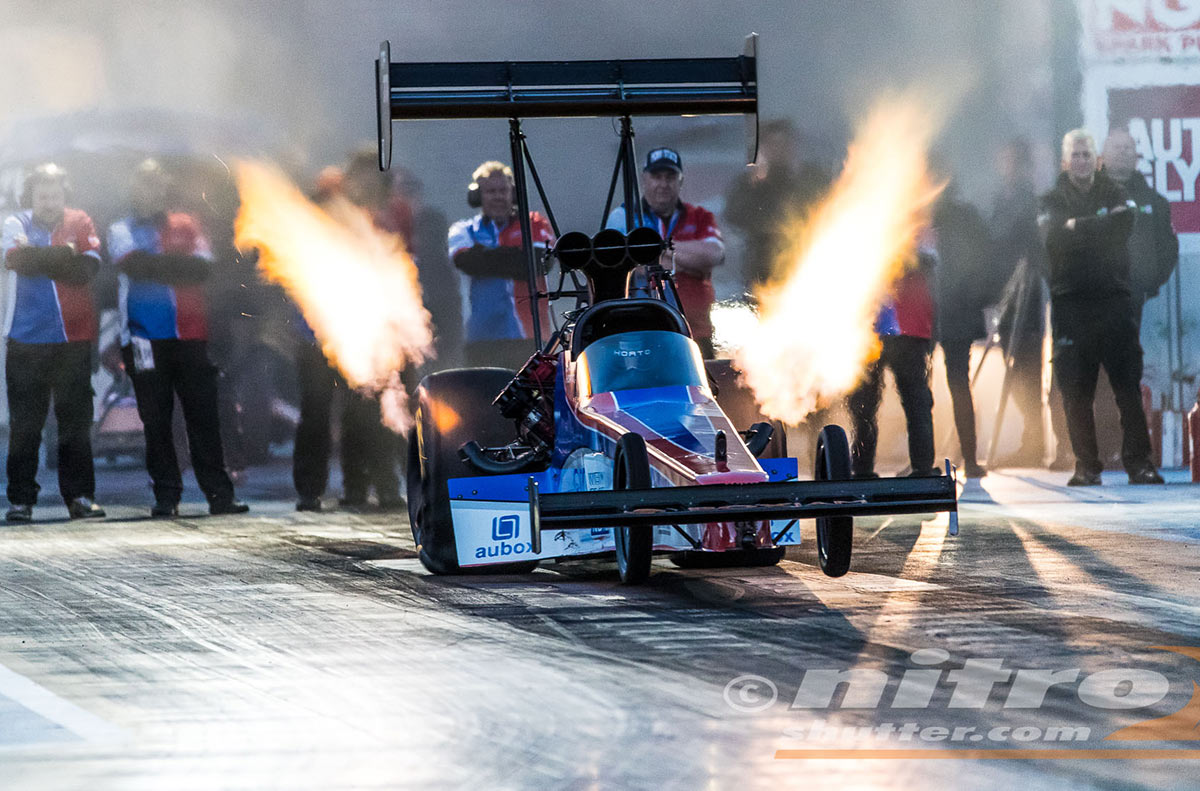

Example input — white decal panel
[450,500,700,567]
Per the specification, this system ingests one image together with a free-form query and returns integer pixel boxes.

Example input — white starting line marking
[0,662,124,745]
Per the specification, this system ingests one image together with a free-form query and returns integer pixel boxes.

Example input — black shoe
[964,462,987,479]
[851,471,880,480]
[296,496,322,512]
[1067,470,1102,487]
[209,499,250,516]
[67,497,106,519]
[151,500,179,517]
[1128,467,1165,485]
[6,504,32,523]
[907,467,942,477]
[338,494,367,509]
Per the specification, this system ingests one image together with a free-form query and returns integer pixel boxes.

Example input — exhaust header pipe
[551,227,665,302]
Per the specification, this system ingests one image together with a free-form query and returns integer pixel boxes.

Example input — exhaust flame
[734,96,944,424]
[233,160,433,433]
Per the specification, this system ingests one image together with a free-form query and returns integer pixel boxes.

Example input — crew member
[108,159,248,516]
[991,137,1057,469]
[393,167,463,372]
[295,153,407,511]
[1,164,106,522]
[849,246,938,479]
[606,148,725,358]
[1040,130,1163,486]
[933,181,997,478]
[725,119,829,291]
[449,160,553,370]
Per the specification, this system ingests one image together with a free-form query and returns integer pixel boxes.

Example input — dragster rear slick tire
[814,425,853,577]
[407,367,541,576]
[613,433,654,584]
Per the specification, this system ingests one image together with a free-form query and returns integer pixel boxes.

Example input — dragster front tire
[613,433,653,584]
[407,367,540,576]
[814,425,853,578]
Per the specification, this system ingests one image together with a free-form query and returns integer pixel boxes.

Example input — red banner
[1084,0,1200,59]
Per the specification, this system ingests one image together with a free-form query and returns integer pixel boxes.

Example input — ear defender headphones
[467,161,516,209]
[20,163,72,210]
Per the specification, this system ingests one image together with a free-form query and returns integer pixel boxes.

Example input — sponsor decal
[1083,0,1200,60]
[474,514,535,560]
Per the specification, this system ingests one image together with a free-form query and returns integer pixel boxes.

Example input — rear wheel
[613,433,653,584]
[407,368,540,575]
[814,425,853,577]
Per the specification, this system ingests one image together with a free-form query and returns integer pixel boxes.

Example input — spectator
[606,147,724,357]
[1101,128,1179,328]
[393,167,463,372]
[107,158,248,516]
[450,160,553,369]
[933,181,997,478]
[991,137,1054,469]
[849,247,939,479]
[725,119,829,290]
[297,152,408,511]
[1040,129,1162,486]
[1,163,105,522]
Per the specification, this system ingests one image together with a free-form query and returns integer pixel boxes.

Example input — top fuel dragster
[377,37,959,583]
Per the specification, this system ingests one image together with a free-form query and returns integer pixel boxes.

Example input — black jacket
[933,195,1000,342]
[1040,171,1135,301]
[1111,171,1179,300]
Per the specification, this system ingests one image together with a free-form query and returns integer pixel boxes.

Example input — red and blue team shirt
[606,199,723,341]
[2,209,100,344]
[448,211,553,343]
[874,241,936,341]
[108,212,212,343]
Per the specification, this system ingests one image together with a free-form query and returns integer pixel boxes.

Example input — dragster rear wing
[375,36,759,170]
[526,464,959,553]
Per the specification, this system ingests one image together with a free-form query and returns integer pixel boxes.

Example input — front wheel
[613,433,653,584]
[814,425,853,577]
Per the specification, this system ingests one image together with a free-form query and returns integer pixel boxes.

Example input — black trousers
[849,335,935,476]
[121,340,235,505]
[940,337,978,465]
[292,344,399,502]
[6,341,96,505]
[1009,327,1046,457]
[293,343,338,500]
[1051,297,1153,475]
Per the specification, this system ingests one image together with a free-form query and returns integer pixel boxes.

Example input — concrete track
[0,463,1197,790]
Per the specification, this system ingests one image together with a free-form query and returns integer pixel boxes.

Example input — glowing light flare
[233,160,433,433]
[734,97,945,424]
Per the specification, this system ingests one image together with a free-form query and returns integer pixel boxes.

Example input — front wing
[446,461,957,568]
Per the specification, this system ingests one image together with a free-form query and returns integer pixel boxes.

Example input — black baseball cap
[644,147,682,174]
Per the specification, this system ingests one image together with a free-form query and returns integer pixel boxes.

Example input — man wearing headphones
[449,161,554,370]
[1,164,106,522]
[108,159,247,517]
[605,148,725,357]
